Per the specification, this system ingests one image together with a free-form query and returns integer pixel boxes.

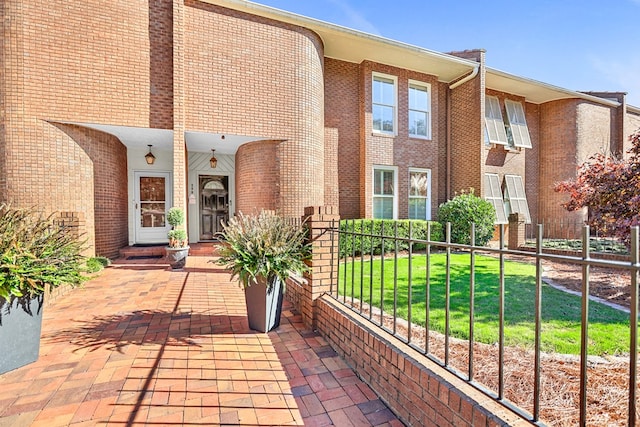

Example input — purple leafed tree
[554,129,640,246]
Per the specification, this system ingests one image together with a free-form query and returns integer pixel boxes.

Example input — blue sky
[251,0,640,107]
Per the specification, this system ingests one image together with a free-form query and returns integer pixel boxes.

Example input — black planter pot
[0,294,44,374]
[244,276,284,333]
[165,246,190,269]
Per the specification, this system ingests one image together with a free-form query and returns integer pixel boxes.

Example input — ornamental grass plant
[0,204,87,302]
[216,211,310,289]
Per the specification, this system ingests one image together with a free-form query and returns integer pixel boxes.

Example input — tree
[554,129,640,245]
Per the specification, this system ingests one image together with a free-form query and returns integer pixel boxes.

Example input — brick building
[1,0,639,258]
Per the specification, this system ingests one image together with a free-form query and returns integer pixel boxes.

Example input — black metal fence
[328,220,639,426]
[525,220,629,255]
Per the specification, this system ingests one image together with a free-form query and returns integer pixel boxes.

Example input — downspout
[446,66,479,200]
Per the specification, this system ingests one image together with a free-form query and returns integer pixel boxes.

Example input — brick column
[172,0,186,211]
[301,206,340,328]
[508,212,526,249]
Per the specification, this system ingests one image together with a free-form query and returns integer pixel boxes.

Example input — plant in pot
[216,210,310,333]
[0,204,87,374]
[165,207,189,269]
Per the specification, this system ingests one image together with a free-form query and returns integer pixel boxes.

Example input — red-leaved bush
[554,129,640,246]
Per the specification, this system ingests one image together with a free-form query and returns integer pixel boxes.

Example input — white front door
[134,171,172,243]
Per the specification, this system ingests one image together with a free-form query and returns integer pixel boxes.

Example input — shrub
[85,256,111,273]
[339,219,443,258]
[0,204,88,301]
[166,207,185,228]
[437,190,496,246]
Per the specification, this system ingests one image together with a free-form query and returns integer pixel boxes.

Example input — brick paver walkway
[0,254,403,426]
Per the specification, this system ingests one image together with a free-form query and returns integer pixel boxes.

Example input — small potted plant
[216,210,310,332]
[0,204,87,373]
[165,207,189,269]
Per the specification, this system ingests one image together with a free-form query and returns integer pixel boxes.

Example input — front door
[134,172,172,243]
[199,175,229,240]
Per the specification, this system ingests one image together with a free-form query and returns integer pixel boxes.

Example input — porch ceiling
[56,122,269,154]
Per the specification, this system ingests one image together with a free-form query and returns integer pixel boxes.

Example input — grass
[337,252,632,356]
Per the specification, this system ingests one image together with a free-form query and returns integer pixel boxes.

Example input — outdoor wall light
[210,149,217,168]
[145,145,156,165]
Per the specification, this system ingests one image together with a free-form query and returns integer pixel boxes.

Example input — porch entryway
[198,175,229,241]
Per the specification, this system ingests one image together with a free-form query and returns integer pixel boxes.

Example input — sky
[251,0,640,107]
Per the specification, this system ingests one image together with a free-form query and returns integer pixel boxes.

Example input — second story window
[408,82,431,139]
[372,73,396,135]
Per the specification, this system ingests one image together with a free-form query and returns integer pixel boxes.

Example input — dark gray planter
[0,294,44,374]
[244,276,284,333]
[165,246,190,269]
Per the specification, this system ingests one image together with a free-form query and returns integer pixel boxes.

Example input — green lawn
[337,253,633,356]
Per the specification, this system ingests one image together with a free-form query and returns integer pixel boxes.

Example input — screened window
[485,96,508,145]
[505,100,532,148]
[503,175,531,223]
[409,169,431,220]
[408,82,431,138]
[484,173,508,224]
[372,74,396,134]
[373,167,396,219]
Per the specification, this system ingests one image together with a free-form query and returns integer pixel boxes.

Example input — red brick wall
[315,296,531,426]
[538,99,583,227]
[183,2,325,218]
[235,141,280,214]
[359,61,441,219]
[1,0,169,255]
[449,67,483,198]
[50,124,129,259]
[325,59,361,219]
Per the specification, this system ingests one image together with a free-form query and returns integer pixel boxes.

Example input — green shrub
[166,207,185,228]
[0,204,88,301]
[437,190,496,246]
[85,256,111,273]
[339,219,443,258]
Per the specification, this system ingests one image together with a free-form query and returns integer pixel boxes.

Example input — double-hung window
[373,166,397,219]
[484,96,509,146]
[408,169,431,220]
[408,82,431,139]
[504,100,532,148]
[503,175,531,223]
[372,73,397,134]
[484,173,508,224]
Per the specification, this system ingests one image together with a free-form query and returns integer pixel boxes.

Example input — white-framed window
[408,81,431,139]
[373,166,397,219]
[484,173,508,224]
[503,175,531,223]
[372,73,397,135]
[484,96,509,145]
[408,168,431,220]
[504,99,532,148]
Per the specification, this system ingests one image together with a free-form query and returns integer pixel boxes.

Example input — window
[372,73,396,134]
[503,175,531,223]
[484,96,509,145]
[504,100,532,148]
[409,169,431,220]
[483,173,508,224]
[373,166,397,219]
[408,82,431,138]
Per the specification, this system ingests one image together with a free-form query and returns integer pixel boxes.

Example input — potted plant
[0,204,87,374]
[216,210,310,332]
[165,207,189,269]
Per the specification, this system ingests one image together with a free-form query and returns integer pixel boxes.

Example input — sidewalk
[0,254,404,426]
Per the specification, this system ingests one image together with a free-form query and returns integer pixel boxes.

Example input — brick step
[117,243,220,260]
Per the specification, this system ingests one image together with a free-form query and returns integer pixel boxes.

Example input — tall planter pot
[0,294,44,374]
[244,276,284,333]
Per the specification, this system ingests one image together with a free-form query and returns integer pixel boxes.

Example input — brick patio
[0,252,404,427]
